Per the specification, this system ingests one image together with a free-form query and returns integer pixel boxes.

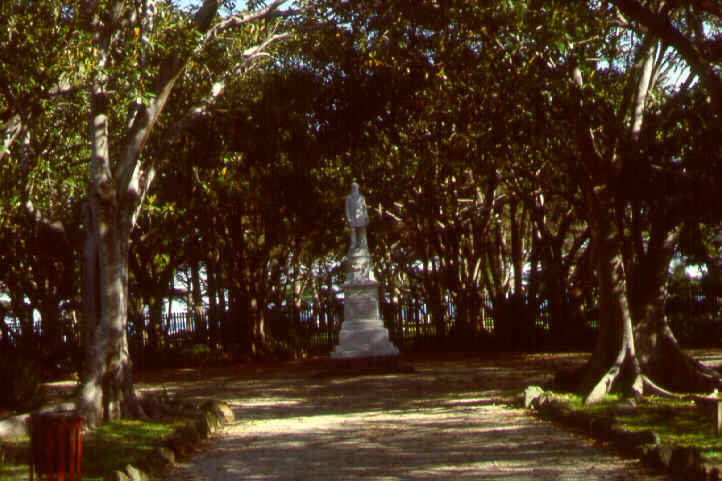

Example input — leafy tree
[0,1,87,351]
[295,1,537,343]
[2,0,290,425]
[533,1,722,401]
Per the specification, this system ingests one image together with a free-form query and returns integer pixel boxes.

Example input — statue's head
[351,182,359,194]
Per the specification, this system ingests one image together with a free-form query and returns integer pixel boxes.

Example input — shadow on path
[158,354,672,481]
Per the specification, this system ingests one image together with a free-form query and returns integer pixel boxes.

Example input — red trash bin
[29,412,86,481]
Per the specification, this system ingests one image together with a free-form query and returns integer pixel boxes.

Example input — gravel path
[158,355,672,481]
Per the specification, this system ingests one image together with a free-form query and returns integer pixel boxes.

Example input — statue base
[330,279,399,360]
[327,355,415,376]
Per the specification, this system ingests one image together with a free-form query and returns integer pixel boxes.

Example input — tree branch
[611,0,722,111]
[198,0,287,49]
[189,30,291,121]
[25,197,67,236]
[631,40,658,139]
[0,113,22,163]
[129,164,156,229]
[116,0,287,202]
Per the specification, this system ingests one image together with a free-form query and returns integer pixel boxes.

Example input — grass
[555,392,722,466]
[0,418,184,481]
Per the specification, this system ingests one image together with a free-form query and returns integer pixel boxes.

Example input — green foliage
[2,0,720,362]
[82,419,181,478]
[0,418,182,481]
[134,0,721,356]
[178,342,222,364]
[558,392,722,465]
[0,0,89,348]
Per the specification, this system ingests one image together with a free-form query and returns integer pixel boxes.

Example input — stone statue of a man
[345,182,369,252]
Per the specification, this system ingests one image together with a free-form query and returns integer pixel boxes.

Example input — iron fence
[2,286,720,352]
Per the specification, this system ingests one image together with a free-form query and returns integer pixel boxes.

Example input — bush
[178,343,224,365]
[180,343,211,361]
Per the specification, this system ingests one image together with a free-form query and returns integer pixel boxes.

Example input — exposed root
[584,361,622,405]
[683,354,722,388]
[640,375,686,399]
[586,363,717,404]
[639,372,722,405]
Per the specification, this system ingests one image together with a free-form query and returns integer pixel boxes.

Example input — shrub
[178,343,224,365]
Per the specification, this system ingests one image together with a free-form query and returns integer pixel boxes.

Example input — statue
[345,182,368,252]
[331,181,399,362]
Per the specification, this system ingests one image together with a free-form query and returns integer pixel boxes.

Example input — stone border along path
[156,354,672,481]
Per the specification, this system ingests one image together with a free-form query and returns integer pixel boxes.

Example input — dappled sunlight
[165,356,671,480]
[233,397,305,409]
[172,407,667,480]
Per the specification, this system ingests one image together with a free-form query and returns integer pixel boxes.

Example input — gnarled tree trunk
[580,210,643,403]
[630,223,720,393]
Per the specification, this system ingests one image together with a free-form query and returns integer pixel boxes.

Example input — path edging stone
[104,399,234,481]
[524,386,721,481]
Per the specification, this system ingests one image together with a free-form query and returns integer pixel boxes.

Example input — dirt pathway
[155,354,671,481]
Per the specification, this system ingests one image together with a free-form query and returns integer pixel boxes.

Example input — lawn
[0,418,183,481]
[555,392,722,466]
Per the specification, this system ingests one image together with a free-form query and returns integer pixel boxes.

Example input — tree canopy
[1,0,721,420]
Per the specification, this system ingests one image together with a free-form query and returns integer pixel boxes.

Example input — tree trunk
[81,202,100,359]
[421,254,445,338]
[206,260,219,345]
[190,259,205,339]
[633,286,720,393]
[147,295,164,353]
[577,204,717,404]
[510,199,524,298]
[540,238,566,346]
[565,34,720,403]
[0,302,10,346]
[77,89,142,426]
[582,236,642,403]
[248,290,267,357]
[218,275,229,350]
[37,300,63,352]
[630,225,721,393]
[78,195,142,426]
[226,287,243,353]
[73,0,285,426]
[579,193,643,404]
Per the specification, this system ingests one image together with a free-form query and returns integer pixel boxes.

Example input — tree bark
[190,259,205,339]
[0,310,10,348]
[577,204,720,403]
[630,224,721,393]
[581,216,643,403]
[78,72,143,426]
[427,263,446,338]
[78,177,142,425]
[510,199,524,298]
[206,259,219,345]
[147,295,164,353]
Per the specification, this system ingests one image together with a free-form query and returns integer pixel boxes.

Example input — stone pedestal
[330,250,399,360]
